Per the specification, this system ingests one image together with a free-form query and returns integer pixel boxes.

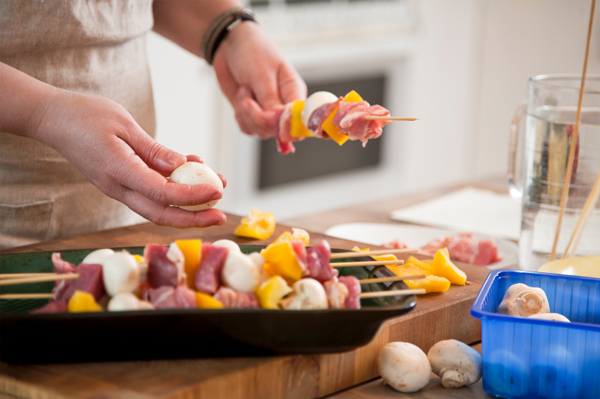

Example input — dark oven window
[258,75,387,190]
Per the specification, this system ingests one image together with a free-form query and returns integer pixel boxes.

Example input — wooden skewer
[0,274,79,287]
[331,260,404,268]
[330,248,419,259]
[358,274,426,284]
[0,293,54,300]
[550,0,596,261]
[359,289,426,298]
[563,169,600,258]
[0,273,54,280]
[364,116,418,121]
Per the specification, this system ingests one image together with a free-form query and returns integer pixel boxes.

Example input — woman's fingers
[124,126,187,175]
[235,86,281,139]
[120,188,227,228]
[278,63,307,104]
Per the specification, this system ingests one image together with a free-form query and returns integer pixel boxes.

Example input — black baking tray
[0,246,416,364]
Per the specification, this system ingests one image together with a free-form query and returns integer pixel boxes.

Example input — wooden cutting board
[0,214,490,399]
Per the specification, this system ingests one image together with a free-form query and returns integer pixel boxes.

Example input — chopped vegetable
[404,275,451,293]
[290,100,313,138]
[274,228,310,246]
[234,208,276,240]
[430,248,466,285]
[256,276,293,309]
[176,239,202,289]
[195,292,224,309]
[261,242,303,282]
[321,90,363,145]
[68,290,102,312]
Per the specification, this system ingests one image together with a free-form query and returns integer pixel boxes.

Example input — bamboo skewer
[330,248,419,259]
[550,0,596,261]
[364,116,418,122]
[359,289,426,298]
[358,274,426,284]
[331,260,404,268]
[563,169,600,258]
[0,273,54,280]
[0,293,54,300]
[0,273,79,287]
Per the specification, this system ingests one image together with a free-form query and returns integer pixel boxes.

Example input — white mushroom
[378,342,431,393]
[279,278,328,310]
[427,339,482,388]
[82,248,115,265]
[102,251,140,297]
[169,162,223,211]
[213,239,242,254]
[108,293,155,311]
[528,313,570,322]
[301,91,338,133]
[248,252,271,284]
[221,251,260,293]
[498,283,550,317]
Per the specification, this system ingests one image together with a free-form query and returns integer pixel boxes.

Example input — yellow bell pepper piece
[404,275,451,293]
[68,291,102,313]
[133,254,144,263]
[256,276,293,309]
[195,292,224,309]
[321,90,364,146]
[273,228,310,246]
[290,100,313,138]
[261,242,303,282]
[176,239,202,289]
[234,208,276,240]
[430,248,467,285]
[386,262,432,278]
[351,246,398,262]
[405,256,433,272]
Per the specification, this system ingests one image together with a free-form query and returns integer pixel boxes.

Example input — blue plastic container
[471,269,600,399]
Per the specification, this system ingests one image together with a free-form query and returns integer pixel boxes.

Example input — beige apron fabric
[0,0,156,249]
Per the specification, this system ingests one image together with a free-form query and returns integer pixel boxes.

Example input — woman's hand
[30,89,227,228]
[212,22,307,139]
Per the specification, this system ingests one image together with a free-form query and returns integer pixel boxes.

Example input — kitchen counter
[0,178,506,398]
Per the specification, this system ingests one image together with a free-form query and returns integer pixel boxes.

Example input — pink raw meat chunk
[31,301,68,314]
[332,101,390,146]
[145,244,179,288]
[338,276,361,309]
[307,240,337,283]
[50,253,105,302]
[145,286,197,309]
[195,243,228,295]
[213,287,259,309]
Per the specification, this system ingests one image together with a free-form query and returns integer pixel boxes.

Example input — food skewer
[330,248,419,259]
[0,293,54,300]
[550,0,596,261]
[359,289,426,298]
[357,274,426,284]
[364,116,418,121]
[0,273,79,287]
[0,273,54,280]
[331,260,404,268]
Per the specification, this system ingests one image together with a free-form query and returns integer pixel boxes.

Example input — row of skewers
[0,230,426,312]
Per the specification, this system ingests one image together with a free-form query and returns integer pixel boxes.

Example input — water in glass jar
[520,106,600,270]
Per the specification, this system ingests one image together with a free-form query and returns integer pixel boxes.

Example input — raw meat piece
[420,233,501,266]
[324,280,349,309]
[50,253,105,302]
[144,286,196,309]
[51,252,77,301]
[31,301,68,314]
[195,243,228,295]
[332,102,391,146]
[339,276,361,309]
[275,106,295,155]
[145,244,180,288]
[306,240,338,283]
[291,240,308,276]
[314,99,341,138]
[382,239,408,250]
[213,287,259,309]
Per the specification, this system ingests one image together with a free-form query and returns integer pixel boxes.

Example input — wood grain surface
[0,205,493,398]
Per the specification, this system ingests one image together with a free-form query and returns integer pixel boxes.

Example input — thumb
[127,130,187,175]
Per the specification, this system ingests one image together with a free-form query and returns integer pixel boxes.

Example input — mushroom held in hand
[169,162,223,211]
[378,342,431,393]
[498,283,550,317]
[427,339,482,388]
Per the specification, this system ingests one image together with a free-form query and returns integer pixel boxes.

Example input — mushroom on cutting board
[378,342,431,393]
[427,339,482,388]
[498,283,550,317]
